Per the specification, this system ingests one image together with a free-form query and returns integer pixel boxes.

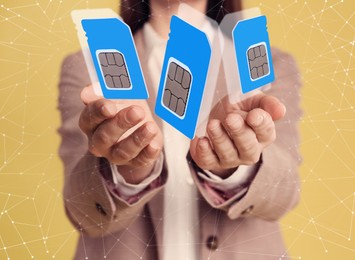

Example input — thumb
[189,137,199,159]
[80,83,102,105]
[260,95,286,121]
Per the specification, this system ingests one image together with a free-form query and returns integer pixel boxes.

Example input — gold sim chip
[247,43,270,80]
[98,51,131,89]
[162,61,192,117]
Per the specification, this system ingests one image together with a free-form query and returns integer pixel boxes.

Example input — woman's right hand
[78,85,163,184]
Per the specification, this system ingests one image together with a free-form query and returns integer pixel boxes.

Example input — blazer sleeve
[190,48,302,221]
[57,52,167,238]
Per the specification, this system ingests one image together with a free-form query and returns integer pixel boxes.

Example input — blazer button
[206,235,218,250]
[95,202,107,216]
[241,205,254,215]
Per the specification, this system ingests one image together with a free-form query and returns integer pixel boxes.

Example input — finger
[128,140,162,168]
[224,113,260,165]
[108,121,158,164]
[207,119,239,168]
[259,95,286,121]
[89,105,145,155]
[79,99,118,135]
[246,108,276,145]
[80,85,102,105]
[192,137,220,170]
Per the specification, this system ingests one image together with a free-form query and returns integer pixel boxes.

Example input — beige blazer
[58,28,302,260]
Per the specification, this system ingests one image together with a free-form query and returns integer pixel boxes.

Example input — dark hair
[120,0,242,33]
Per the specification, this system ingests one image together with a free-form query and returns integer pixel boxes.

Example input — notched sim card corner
[155,16,211,139]
[233,15,274,94]
[81,16,148,99]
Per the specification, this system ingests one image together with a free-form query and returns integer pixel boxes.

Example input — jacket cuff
[187,152,260,207]
[110,153,164,197]
[99,154,165,204]
[197,164,259,192]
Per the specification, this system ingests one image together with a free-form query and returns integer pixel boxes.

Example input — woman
[58,0,302,259]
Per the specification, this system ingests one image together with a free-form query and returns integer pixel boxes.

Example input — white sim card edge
[178,5,271,137]
[71,9,121,96]
[177,3,222,138]
[220,7,272,104]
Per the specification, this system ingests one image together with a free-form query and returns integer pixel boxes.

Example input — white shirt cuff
[109,153,164,197]
[197,164,258,191]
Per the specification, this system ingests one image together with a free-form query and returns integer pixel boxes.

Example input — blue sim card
[233,15,274,94]
[155,16,211,139]
[82,18,148,99]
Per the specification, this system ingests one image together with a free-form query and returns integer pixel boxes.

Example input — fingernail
[125,106,144,124]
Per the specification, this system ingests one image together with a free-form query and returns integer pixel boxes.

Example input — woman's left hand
[189,92,286,179]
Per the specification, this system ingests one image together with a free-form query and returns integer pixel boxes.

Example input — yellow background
[0,0,354,259]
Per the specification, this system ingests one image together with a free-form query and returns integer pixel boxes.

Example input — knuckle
[107,152,122,165]
[94,100,113,119]
[207,121,222,138]
[140,147,152,161]
[222,163,237,170]
[209,130,227,144]
[132,133,143,147]
[219,151,236,164]
[261,112,272,125]
[197,140,210,154]
[114,147,131,162]
[136,125,155,146]
[239,139,257,153]
[88,144,96,155]
[199,158,214,170]
[248,154,261,165]
[197,162,209,170]
[93,99,105,112]
[92,129,109,144]
[117,106,144,130]
[225,117,244,135]
[251,151,261,163]
[226,158,238,168]
[148,143,163,157]
[253,108,264,114]
[227,122,243,135]
[88,142,101,157]
[134,154,153,168]
[193,156,208,169]
[263,123,275,137]
[241,149,260,165]
[259,119,275,141]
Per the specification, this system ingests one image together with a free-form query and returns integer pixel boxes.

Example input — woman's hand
[189,92,286,179]
[79,85,163,184]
